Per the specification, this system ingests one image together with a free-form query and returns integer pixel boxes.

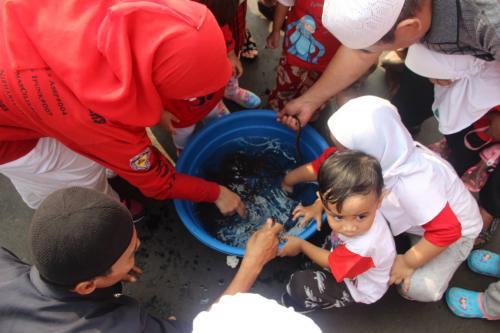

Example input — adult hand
[429,78,453,86]
[266,31,280,49]
[277,235,303,257]
[228,50,243,78]
[243,218,283,269]
[122,265,143,283]
[215,185,246,217]
[388,254,415,293]
[159,111,179,135]
[277,96,319,131]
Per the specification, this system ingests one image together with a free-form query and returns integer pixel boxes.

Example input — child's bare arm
[279,236,330,268]
[267,3,289,48]
[282,163,316,192]
[389,238,447,291]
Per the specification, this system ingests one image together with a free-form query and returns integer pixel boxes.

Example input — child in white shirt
[279,150,396,311]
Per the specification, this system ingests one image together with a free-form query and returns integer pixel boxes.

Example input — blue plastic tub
[174,110,329,256]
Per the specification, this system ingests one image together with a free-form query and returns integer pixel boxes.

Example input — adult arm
[277,46,380,129]
[220,220,283,297]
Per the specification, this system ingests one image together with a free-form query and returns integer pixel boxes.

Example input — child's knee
[400,279,447,302]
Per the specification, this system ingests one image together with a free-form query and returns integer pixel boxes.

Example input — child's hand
[266,31,280,49]
[281,177,294,194]
[228,50,243,78]
[159,111,179,135]
[292,199,324,231]
[278,235,303,257]
[388,255,415,293]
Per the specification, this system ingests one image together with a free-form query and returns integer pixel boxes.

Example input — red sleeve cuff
[423,203,462,247]
[311,147,337,174]
[328,245,375,282]
[168,173,220,202]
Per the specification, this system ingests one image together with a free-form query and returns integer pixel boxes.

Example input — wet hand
[122,265,143,283]
[244,218,283,268]
[278,235,303,257]
[293,200,323,230]
[281,178,294,195]
[277,98,317,131]
[388,255,414,293]
[215,186,246,218]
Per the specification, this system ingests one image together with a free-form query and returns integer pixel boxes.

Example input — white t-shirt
[329,211,396,304]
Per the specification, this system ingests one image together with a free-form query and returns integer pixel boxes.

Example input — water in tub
[196,137,318,248]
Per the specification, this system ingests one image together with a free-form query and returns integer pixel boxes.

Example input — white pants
[0,138,119,209]
[401,236,474,302]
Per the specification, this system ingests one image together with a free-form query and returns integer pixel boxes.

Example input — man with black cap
[0,187,283,332]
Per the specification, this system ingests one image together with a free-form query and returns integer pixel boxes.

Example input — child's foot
[446,288,489,319]
[467,249,500,278]
[225,88,261,109]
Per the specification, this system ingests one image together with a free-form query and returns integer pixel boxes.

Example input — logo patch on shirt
[130,148,151,171]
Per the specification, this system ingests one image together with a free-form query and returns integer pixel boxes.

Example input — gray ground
[0,2,498,332]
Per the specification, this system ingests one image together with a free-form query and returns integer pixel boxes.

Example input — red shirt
[0,0,232,202]
[283,0,341,72]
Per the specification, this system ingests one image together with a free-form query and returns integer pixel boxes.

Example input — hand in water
[215,186,247,218]
[244,218,283,268]
[277,97,318,131]
[281,178,294,195]
[292,199,324,231]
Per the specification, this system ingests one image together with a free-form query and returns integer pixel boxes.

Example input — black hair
[318,150,384,213]
[379,0,425,44]
[195,0,239,26]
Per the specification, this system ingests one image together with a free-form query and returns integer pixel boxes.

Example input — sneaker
[467,250,500,278]
[122,198,146,224]
[445,288,493,319]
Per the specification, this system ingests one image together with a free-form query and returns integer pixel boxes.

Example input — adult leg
[400,237,474,302]
[0,138,118,209]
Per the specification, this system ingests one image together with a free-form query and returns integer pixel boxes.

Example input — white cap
[322,0,405,49]
[192,293,322,333]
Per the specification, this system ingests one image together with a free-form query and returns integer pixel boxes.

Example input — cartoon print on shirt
[286,15,325,64]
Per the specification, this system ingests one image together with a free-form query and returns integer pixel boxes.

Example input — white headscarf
[192,293,322,333]
[327,96,447,235]
[405,43,500,134]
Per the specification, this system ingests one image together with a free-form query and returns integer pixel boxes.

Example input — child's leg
[224,75,261,109]
[401,237,474,302]
[172,125,196,150]
[204,100,230,121]
[483,280,500,318]
[284,269,354,311]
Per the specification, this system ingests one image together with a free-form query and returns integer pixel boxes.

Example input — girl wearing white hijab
[322,96,483,302]
[405,44,500,246]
